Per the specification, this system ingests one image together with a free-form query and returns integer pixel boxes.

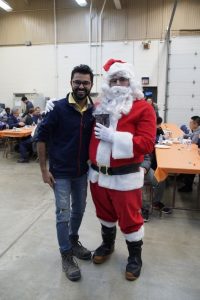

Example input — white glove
[45,98,56,113]
[94,123,114,143]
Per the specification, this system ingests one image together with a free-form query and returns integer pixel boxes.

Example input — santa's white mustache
[102,85,132,98]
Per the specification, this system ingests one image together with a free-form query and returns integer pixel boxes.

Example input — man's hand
[45,98,56,113]
[94,123,114,143]
[42,169,56,188]
[19,121,25,127]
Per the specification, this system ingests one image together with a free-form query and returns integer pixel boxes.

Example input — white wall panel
[133,40,160,86]
[170,54,200,68]
[0,46,55,107]
[167,36,200,125]
[168,82,200,96]
[56,44,91,98]
[170,37,200,54]
[169,69,200,82]
[0,40,166,113]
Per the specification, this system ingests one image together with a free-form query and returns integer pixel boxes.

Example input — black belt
[91,163,140,176]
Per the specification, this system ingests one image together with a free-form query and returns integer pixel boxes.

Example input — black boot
[61,250,81,281]
[93,225,116,264]
[70,235,91,260]
[125,240,143,281]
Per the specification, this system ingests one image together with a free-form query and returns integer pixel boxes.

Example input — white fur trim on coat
[88,167,144,191]
[123,225,144,242]
[96,140,112,166]
[99,219,117,228]
[112,131,133,159]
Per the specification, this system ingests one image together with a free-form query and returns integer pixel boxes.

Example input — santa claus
[89,59,156,281]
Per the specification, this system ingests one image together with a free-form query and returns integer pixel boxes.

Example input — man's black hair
[157,116,163,125]
[21,96,27,102]
[191,116,200,125]
[71,64,94,83]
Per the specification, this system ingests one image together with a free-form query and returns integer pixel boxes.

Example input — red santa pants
[90,182,144,234]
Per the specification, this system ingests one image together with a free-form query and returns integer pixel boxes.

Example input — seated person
[151,116,165,170]
[0,107,11,123]
[18,136,33,163]
[24,108,35,125]
[17,123,40,163]
[0,120,7,130]
[32,106,42,124]
[4,107,11,119]
[156,116,165,142]
[0,109,8,129]
[183,115,200,144]
[178,116,200,193]
[7,107,25,129]
[141,154,172,222]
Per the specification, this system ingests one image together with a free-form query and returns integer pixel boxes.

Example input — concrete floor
[0,151,200,300]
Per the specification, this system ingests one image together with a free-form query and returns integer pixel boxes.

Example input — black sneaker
[142,208,150,222]
[153,201,165,210]
[71,241,91,260]
[17,158,29,163]
[162,207,173,214]
[61,251,81,281]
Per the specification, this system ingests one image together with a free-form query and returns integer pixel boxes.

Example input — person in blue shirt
[37,64,94,282]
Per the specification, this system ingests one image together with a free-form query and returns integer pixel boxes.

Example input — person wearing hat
[89,59,156,281]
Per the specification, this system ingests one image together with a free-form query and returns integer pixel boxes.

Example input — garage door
[167,36,200,126]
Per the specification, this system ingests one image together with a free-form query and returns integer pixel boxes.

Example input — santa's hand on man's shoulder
[45,98,57,114]
[94,123,114,143]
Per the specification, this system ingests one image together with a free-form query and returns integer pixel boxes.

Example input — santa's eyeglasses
[109,77,129,85]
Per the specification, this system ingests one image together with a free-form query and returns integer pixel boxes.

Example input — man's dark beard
[72,87,90,102]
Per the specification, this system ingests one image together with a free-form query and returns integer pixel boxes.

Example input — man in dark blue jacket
[7,107,25,129]
[37,65,94,282]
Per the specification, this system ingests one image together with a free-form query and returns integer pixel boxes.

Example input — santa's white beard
[94,85,133,121]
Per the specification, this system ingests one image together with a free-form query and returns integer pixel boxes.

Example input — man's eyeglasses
[110,77,129,85]
[72,80,91,87]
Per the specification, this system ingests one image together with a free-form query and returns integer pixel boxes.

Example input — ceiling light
[0,0,12,12]
[75,0,87,7]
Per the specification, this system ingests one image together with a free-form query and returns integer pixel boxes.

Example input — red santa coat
[89,99,156,191]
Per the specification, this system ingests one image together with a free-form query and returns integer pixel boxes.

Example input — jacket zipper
[78,114,83,176]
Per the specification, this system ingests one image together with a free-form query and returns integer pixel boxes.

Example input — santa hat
[103,58,135,79]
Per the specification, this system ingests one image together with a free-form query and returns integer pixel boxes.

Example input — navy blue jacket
[7,115,21,129]
[37,95,94,178]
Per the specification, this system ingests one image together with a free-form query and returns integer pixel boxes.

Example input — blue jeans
[53,174,87,254]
